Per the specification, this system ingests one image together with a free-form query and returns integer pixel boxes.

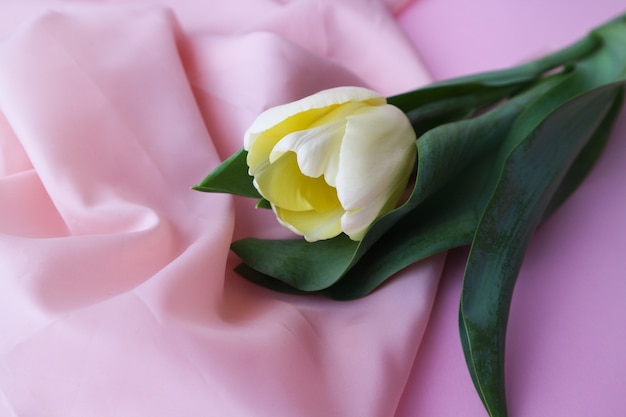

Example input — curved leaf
[231,234,357,291]
[459,83,624,417]
[459,16,626,417]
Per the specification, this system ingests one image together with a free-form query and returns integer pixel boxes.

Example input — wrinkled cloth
[0,1,440,417]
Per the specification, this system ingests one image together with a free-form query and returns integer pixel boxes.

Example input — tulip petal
[243,86,386,149]
[245,105,335,173]
[253,152,340,212]
[336,105,416,233]
[269,120,344,185]
[341,177,408,239]
[274,205,344,242]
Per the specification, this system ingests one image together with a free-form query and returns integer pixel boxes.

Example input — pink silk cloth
[0,1,441,416]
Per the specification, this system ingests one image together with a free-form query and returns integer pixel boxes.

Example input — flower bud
[244,86,416,242]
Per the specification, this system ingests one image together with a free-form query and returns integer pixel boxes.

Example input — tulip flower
[243,86,416,242]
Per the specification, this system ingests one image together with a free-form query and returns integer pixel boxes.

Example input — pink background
[397,2,626,416]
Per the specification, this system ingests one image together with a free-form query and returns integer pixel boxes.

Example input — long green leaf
[458,15,626,416]
[543,88,624,219]
[387,34,598,135]
[231,235,357,292]
[459,83,624,417]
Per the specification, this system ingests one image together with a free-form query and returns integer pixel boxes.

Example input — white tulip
[244,86,416,242]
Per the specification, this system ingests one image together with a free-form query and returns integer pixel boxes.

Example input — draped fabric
[0,1,440,416]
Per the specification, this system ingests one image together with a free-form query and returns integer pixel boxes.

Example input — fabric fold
[0,2,440,417]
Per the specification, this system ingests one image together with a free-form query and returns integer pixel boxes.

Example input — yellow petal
[254,152,340,212]
[246,105,335,174]
[269,121,344,184]
[275,205,344,242]
[244,86,386,150]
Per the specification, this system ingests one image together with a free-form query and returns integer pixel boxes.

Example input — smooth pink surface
[397,2,626,417]
[0,1,440,417]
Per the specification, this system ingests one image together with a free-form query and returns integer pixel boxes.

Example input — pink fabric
[397,2,626,416]
[0,1,440,417]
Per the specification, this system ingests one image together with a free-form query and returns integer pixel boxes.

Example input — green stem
[387,23,602,135]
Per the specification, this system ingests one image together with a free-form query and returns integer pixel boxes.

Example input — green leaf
[231,235,357,292]
[387,33,599,135]
[255,198,272,209]
[459,82,624,417]
[543,88,624,219]
[457,16,626,417]
[193,148,261,199]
